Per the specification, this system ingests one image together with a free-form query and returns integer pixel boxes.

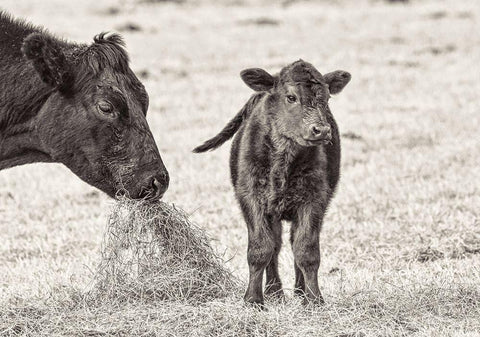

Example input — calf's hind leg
[291,205,324,305]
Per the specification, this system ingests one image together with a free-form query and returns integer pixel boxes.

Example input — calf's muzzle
[307,124,332,142]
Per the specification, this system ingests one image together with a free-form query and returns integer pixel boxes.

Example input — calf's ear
[324,70,351,95]
[240,68,275,92]
[22,33,73,93]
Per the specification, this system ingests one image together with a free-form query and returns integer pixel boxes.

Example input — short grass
[1,0,480,336]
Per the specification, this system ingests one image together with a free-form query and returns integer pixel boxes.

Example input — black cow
[0,12,169,200]
[194,60,351,306]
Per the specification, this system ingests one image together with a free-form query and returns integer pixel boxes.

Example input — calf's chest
[239,146,329,216]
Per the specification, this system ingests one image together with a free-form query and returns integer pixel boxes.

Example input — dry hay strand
[88,198,240,305]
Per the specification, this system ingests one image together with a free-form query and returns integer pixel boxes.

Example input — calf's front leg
[240,199,275,306]
[291,205,324,305]
[264,219,284,299]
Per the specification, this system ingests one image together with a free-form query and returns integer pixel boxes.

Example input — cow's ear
[240,68,275,92]
[324,70,351,95]
[22,33,73,93]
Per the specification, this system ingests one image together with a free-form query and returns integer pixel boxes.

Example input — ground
[1,0,479,336]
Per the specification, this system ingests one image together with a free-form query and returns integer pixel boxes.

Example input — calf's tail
[193,93,262,153]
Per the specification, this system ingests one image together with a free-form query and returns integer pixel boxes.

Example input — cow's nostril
[147,173,169,200]
[152,177,160,192]
[312,125,321,135]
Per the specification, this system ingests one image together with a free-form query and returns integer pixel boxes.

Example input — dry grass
[1,199,241,336]
[2,258,480,335]
[1,0,480,335]
[90,198,239,304]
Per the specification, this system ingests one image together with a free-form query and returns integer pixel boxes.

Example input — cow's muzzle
[138,170,169,201]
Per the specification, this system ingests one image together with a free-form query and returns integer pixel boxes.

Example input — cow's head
[22,32,169,200]
[241,60,351,147]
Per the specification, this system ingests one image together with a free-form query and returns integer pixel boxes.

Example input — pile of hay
[89,198,240,304]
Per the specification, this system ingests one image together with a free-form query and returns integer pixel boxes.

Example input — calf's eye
[97,101,114,115]
[286,95,297,104]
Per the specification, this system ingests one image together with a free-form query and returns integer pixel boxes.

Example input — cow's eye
[286,95,297,104]
[97,101,114,115]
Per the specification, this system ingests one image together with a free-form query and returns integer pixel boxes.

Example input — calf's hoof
[302,294,325,306]
[264,290,285,303]
[264,282,284,298]
[294,288,325,306]
[293,287,306,297]
[244,298,267,311]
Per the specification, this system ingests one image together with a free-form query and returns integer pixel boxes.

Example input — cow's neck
[0,58,55,171]
[0,120,52,171]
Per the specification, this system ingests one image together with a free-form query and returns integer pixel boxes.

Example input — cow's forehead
[95,67,148,112]
[100,68,139,88]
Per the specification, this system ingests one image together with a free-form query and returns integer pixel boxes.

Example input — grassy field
[1,0,480,335]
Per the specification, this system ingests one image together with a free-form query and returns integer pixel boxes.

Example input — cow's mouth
[113,186,164,201]
[137,184,165,201]
[303,138,331,146]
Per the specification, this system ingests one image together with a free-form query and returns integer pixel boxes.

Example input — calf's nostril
[310,125,331,140]
[312,126,321,135]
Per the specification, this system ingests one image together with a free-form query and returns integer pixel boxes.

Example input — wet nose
[147,171,169,200]
[310,124,331,141]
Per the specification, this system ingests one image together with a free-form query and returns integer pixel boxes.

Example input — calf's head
[22,32,169,200]
[241,60,351,146]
